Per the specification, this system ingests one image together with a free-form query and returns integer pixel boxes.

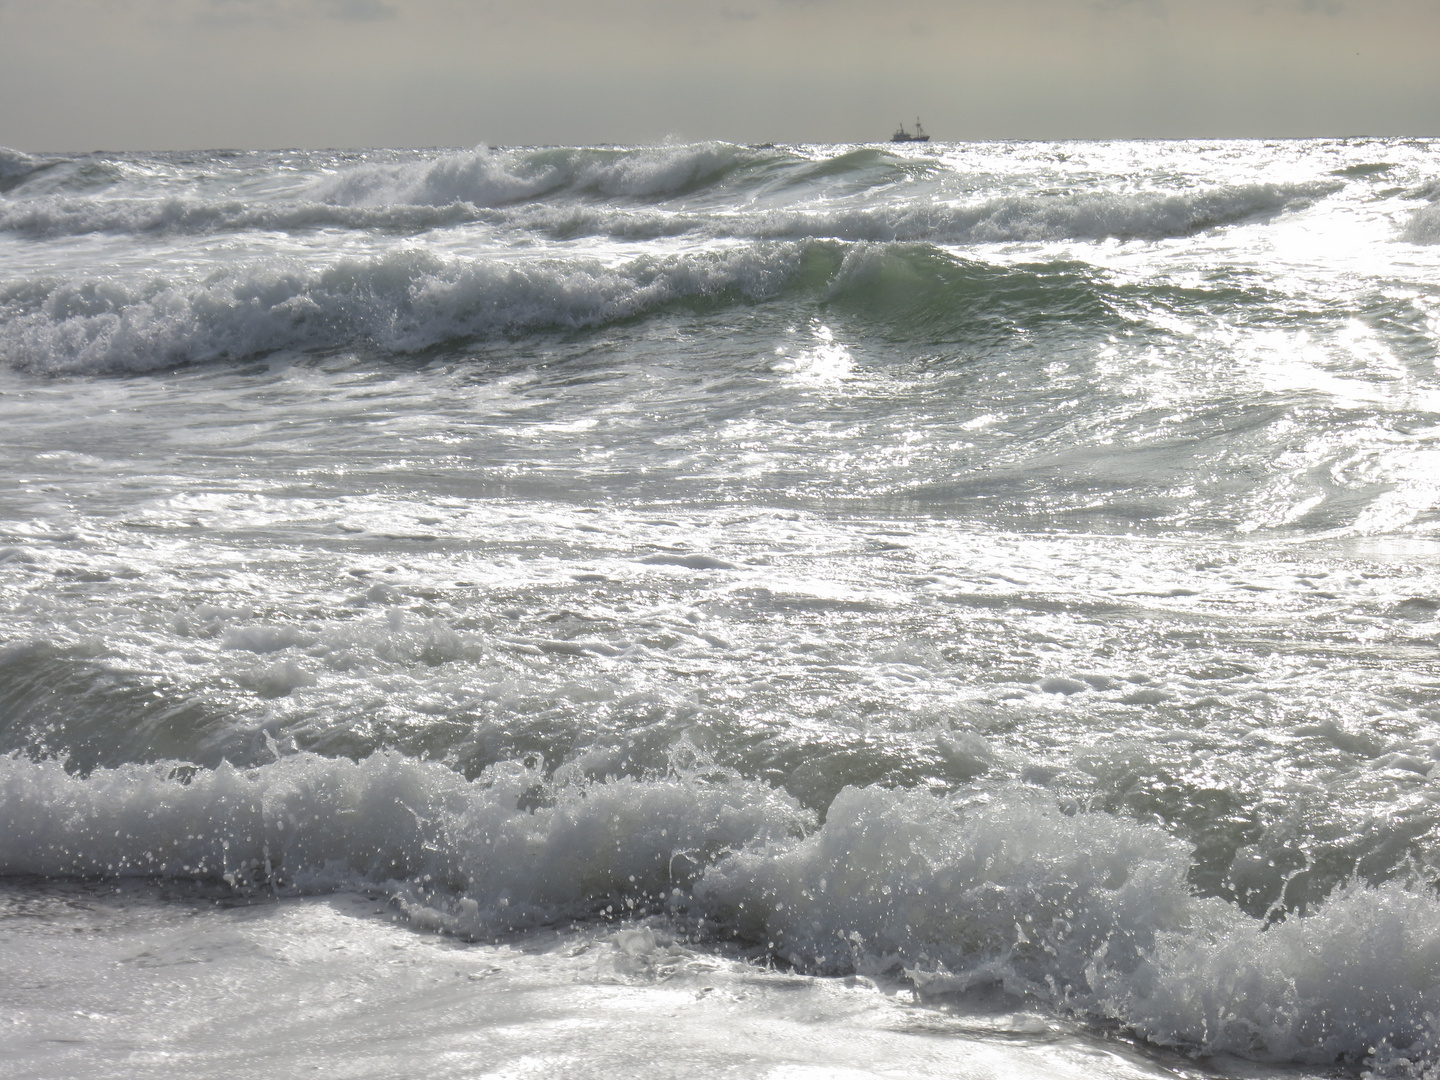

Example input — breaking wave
[475,181,1332,245]
[0,244,808,374]
[5,750,1440,1072]
[0,178,1336,245]
[0,146,47,194]
[0,241,1136,374]
[311,142,784,208]
[0,197,484,238]
[0,146,39,177]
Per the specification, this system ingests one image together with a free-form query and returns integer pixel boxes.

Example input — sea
[2,137,1440,1080]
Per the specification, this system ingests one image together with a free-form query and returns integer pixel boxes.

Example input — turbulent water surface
[2,138,1440,1079]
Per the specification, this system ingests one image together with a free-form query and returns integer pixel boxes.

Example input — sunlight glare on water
[1,137,1439,1078]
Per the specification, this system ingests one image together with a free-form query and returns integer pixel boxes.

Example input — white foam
[0,196,481,238]
[1114,882,1440,1068]
[6,752,1440,1069]
[0,244,808,373]
[695,784,1440,1068]
[694,784,1201,988]
[0,752,810,919]
[1404,203,1440,244]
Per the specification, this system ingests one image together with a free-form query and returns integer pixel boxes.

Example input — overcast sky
[1,0,1437,150]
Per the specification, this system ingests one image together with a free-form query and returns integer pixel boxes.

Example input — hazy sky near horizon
[1,0,1437,150]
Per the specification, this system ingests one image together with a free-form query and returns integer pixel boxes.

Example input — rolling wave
[310,142,787,208]
[737,181,1338,244]
[821,244,1124,342]
[479,180,1333,245]
[774,145,936,187]
[0,182,1336,245]
[0,241,1137,374]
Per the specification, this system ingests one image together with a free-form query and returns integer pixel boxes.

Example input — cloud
[720,7,760,20]
[323,0,396,20]
[1094,0,1168,16]
[198,0,396,24]
[194,0,272,27]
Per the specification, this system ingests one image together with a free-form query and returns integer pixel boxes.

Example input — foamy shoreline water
[3,138,1440,1077]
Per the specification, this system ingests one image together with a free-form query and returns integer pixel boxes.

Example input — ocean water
[2,137,1439,1079]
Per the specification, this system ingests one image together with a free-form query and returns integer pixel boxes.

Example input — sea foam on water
[3,137,1440,1078]
[7,749,1440,1067]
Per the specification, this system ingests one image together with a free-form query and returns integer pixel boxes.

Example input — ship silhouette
[890,117,930,143]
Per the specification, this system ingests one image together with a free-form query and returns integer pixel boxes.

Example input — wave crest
[0,146,45,194]
[312,142,780,208]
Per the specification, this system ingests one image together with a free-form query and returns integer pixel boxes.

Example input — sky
[0,0,1437,150]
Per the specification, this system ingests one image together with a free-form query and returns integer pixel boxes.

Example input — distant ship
[890,118,930,143]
